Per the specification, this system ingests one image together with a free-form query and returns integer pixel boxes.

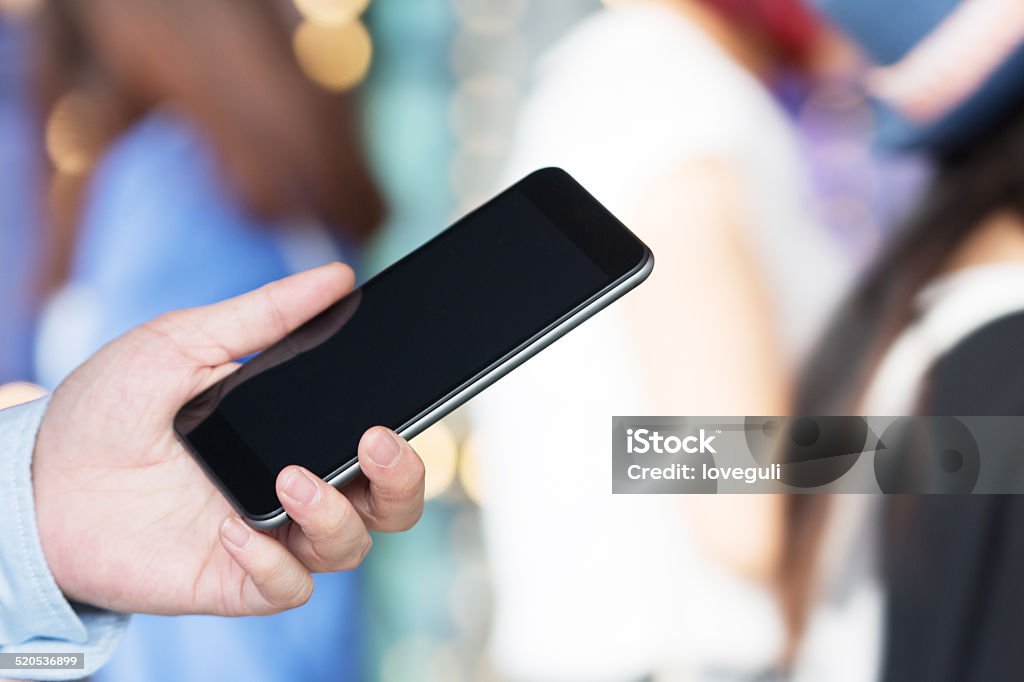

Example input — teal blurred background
[333,1,600,679]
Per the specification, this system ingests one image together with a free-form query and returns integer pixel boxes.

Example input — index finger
[147,262,354,366]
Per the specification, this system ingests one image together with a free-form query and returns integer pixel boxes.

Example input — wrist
[0,395,89,643]
[31,395,82,606]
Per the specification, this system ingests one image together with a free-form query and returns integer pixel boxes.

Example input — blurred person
[0,264,426,681]
[470,0,857,679]
[0,16,43,385]
[32,0,383,386]
[25,1,384,680]
[779,0,1024,680]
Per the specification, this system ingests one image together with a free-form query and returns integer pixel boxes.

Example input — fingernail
[368,428,403,468]
[281,468,320,505]
[221,517,252,549]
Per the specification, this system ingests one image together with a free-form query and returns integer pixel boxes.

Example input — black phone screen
[176,168,649,518]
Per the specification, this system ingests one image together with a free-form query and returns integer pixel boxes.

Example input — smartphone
[175,168,653,528]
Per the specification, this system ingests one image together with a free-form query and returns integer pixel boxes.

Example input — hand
[32,263,425,616]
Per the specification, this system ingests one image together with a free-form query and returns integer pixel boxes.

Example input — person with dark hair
[20,1,386,680]
[32,0,383,387]
[775,0,1024,679]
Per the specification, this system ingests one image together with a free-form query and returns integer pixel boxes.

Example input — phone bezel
[174,167,653,528]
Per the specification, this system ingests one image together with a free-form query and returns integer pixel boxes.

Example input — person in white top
[470,1,853,679]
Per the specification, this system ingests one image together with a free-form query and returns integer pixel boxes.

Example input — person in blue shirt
[23,1,387,680]
[0,18,42,384]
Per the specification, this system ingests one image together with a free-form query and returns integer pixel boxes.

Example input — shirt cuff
[0,396,129,680]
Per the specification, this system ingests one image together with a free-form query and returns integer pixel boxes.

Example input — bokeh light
[457,434,485,505]
[45,93,101,176]
[451,0,527,34]
[294,0,369,25]
[411,420,459,500]
[449,75,518,141]
[0,0,40,18]
[0,382,46,410]
[292,18,373,91]
[449,30,528,81]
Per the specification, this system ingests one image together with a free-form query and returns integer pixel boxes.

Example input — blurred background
[0,0,931,680]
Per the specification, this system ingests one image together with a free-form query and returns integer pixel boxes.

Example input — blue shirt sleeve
[0,397,129,680]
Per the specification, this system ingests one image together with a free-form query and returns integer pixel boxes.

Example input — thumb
[146,262,354,366]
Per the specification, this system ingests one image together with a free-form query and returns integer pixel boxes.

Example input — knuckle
[358,533,373,563]
[341,534,373,571]
[308,496,356,542]
[396,503,424,532]
[407,501,425,529]
[299,544,330,573]
[375,502,421,533]
[386,476,425,507]
[282,574,314,609]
